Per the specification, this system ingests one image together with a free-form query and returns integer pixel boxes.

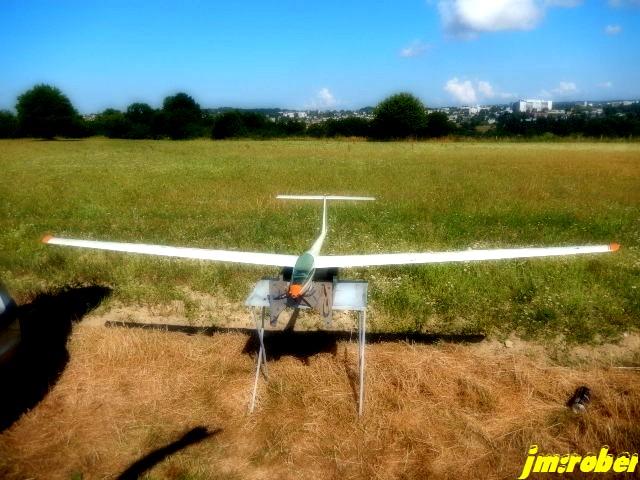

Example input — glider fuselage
[288,198,327,298]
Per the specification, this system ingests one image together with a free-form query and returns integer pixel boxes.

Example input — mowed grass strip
[0,138,638,342]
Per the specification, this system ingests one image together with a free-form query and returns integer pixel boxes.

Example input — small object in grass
[504,340,514,348]
[567,386,591,413]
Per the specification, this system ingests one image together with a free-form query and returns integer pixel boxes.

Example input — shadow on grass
[0,285,111,432]
[117,426,222,480]
[105,321,485,364]
[342,347,359,403]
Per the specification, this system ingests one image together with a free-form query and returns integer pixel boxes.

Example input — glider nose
[289,284,302,298]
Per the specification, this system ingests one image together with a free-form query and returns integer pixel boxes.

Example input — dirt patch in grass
[0,315,638,480]
[85,287,361,333]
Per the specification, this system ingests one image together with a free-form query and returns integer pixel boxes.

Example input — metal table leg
[249,307,268,413]
[258,307,268,379]
[358,309,366,417]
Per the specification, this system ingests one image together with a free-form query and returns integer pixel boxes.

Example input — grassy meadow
[1,138,638,342]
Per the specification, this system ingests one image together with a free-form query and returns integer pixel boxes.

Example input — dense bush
[371,93,427,139]
[16,84,85,139]
[162,93,204,139]
[211,111,306,139]
[124,103,158,139]
[495,108,640,138]
[211,111,255,139]
[93,98,203,139]
[307,117,371,138]
[274,118,306,137]
[424,112,455,138]
[92,109,129,138]
[0,110,18,138]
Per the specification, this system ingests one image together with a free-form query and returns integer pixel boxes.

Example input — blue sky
[1,0,639,112]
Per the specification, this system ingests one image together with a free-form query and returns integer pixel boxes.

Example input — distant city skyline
[1,0,639,113]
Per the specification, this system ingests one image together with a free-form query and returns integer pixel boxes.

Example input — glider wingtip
[609,242,620,252]
[41,234,53,244]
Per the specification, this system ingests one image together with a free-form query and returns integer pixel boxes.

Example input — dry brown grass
[1,320,639,480]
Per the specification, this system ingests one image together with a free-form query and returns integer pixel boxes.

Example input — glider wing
[315,244,619,269]
[42,236,298,268]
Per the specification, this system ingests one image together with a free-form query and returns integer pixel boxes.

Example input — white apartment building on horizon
[512,99,553,113]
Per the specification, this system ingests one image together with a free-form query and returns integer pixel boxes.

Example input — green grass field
[1,138,638,342]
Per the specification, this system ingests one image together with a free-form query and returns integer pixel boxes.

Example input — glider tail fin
[276,194,375,229]
[276,195,375,255]
[276,195,375,201]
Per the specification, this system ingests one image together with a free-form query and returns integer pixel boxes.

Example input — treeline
[0,86,454,140]
[1,84,638,140]
[494,106,640,138]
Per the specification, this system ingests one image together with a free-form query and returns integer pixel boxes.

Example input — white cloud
[444,78,515,104]
[307,87,338,110]
[399,40,430,58]
[597,81,613,88]
[539,81,578,98]
[438,0,581,37]
[604,24,622,34]
[477,81,495,97]
[445,78,478,104]
[317,88,336,106]
[554,81,577,93]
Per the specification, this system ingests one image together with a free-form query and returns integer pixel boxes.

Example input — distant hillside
[203,106,376,116]
[203,107,284,116]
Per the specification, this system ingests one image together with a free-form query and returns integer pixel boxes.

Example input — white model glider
[43,195,619,299]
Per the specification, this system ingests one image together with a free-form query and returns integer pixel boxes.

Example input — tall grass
[0,138,638,342]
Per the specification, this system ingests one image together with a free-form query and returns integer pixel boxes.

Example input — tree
[16,84,81,139]
[308,117,370,138]
[273,118,306,137]
[371,93,427,139]
[210,110,303,139]
[162,93,203,139]
[125,102,156,138]
[211,110,248,139]
[424,112,455,138]
[93,109,130,138]
[0,110,18,138]
[241,112,269,132]
[495,112,528,136]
